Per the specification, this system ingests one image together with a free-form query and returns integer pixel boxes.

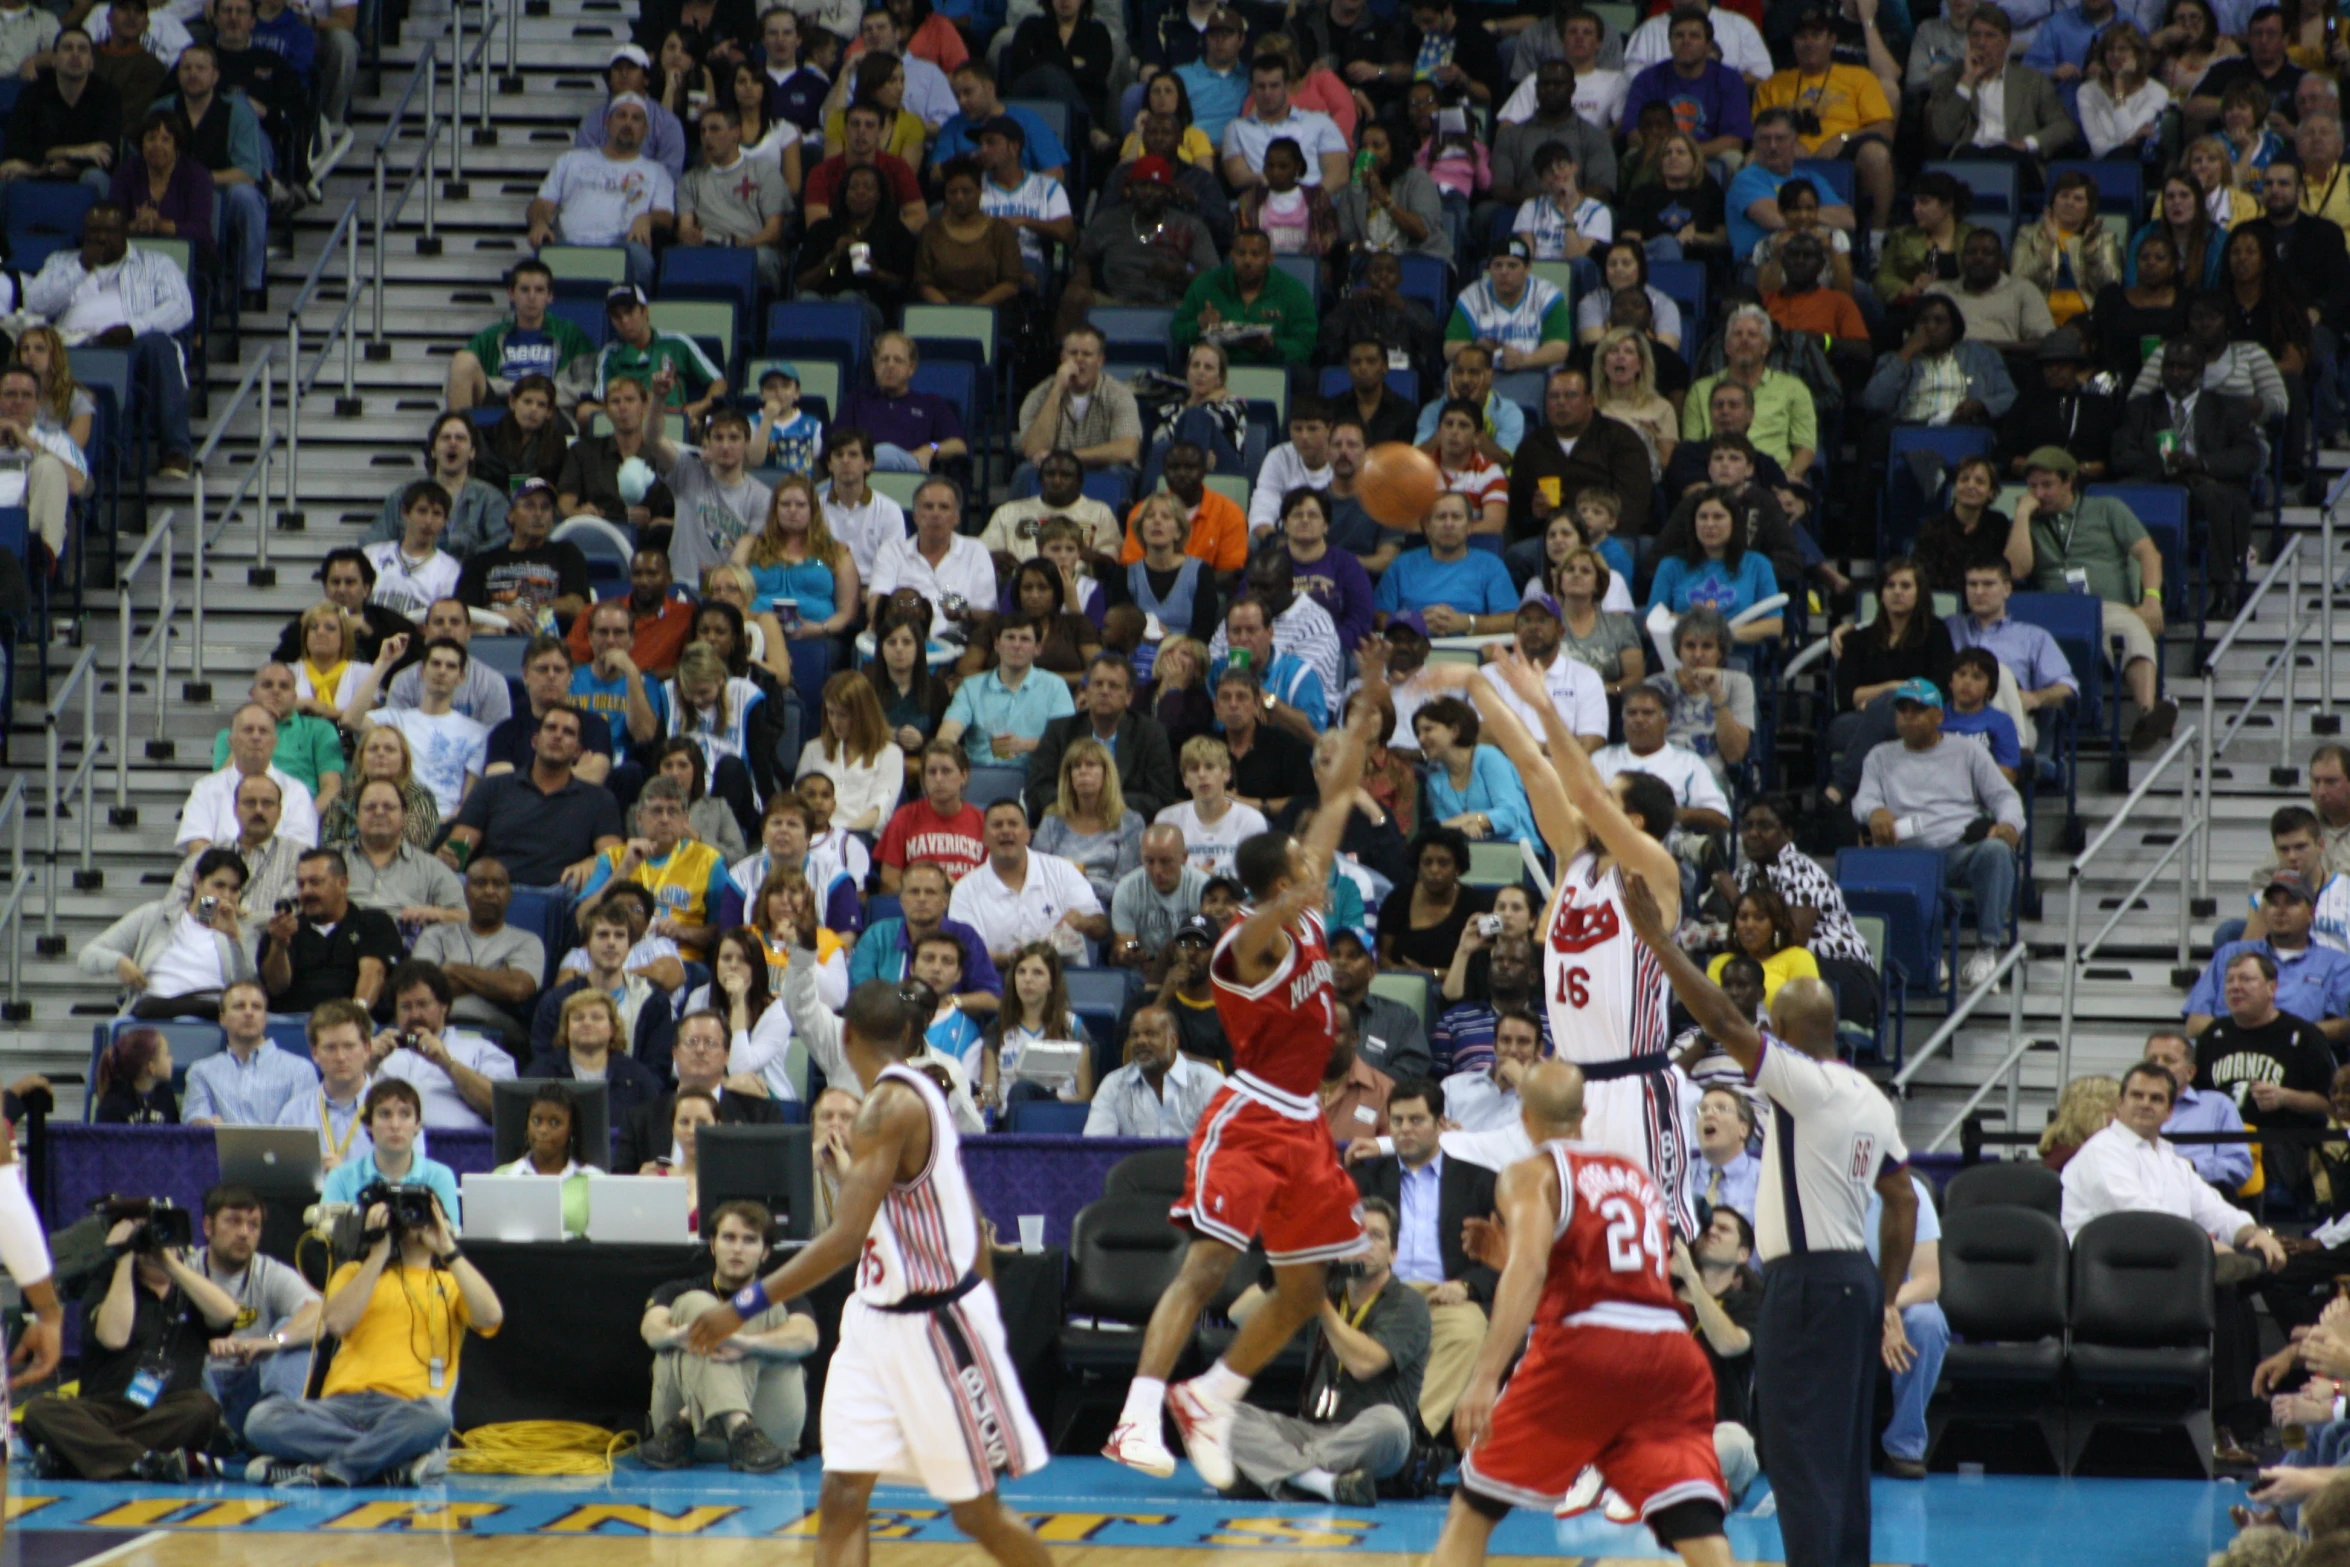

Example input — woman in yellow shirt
[1705,887,1822,1005]
[823,53,928,165]
[1118,69,1216,169]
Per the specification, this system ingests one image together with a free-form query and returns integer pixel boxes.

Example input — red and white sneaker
[1555,1466,1606,1518]
[1167,1378,1238,1491]
[1601,1489,1637,1524]
[1102,1421,1177,1478]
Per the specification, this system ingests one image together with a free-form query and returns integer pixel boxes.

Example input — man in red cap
[1062,155,1221,333]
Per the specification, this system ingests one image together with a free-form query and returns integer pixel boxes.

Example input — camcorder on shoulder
[100,1196,192,1254]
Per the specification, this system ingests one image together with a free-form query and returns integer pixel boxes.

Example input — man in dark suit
[1020,652,1180,823]
[1349,1076,1496,1441]
[611,1011,784,1172]
[1997,328,2120,483]
[2110,335,2264,612]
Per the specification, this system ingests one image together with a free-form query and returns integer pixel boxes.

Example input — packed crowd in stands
[36,0,2350,1526]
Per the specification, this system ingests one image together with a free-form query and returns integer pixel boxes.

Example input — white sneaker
[1102,1421,1177,1479]
[1960,949,2001,992]
[1602,1488,1637,1524]
[1167,1379,1237,1491]
[1555,1465,1605,1518]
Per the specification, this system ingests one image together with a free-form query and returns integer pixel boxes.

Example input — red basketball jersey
[1209,907,1338,1101]
[1536,1140,1684,1327]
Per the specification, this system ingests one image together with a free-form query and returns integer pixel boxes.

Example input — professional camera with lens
[98,1196,193,1254]
[1792,107,1822,138]
[355,1181,439,1232]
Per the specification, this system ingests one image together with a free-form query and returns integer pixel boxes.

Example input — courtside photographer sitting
[243,1180,502,1487]
[22,1198,238,1481]
[636,1198,818,1474]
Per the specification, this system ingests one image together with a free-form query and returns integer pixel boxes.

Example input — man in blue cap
[1851,677,2026,990]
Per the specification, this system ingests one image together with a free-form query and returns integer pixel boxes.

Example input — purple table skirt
[41,1126,1182,1251]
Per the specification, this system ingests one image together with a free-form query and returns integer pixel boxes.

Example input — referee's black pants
[1756,1250,1881,1567]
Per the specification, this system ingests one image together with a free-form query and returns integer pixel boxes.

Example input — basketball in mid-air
[1359,442,1442,528]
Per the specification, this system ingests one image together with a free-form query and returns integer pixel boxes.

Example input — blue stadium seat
[1007,1099,1091,1132]
[965,766,1026,809]
[766,300,871,381]
[1272,253,1322,306]
[1883,424,1998,556]
[470,636,530,680]
[2010,589,2119,802]
[552,516,632,598]
[1065,967,1136,1045]
[1091,306,1178,372]
[658,245,761,335]
[1928,159,2022,217]
[1649,260,1707,337]
[264,1016,313,1061]
[2046,159,2143,216]
[86,1019,227,1121]
[1792,158,1855,209]
[6,181,96,257]
[1834,848,1953,1006]
[505,883,573,986]
[548,297,609,351]
[1393,254,1450,321]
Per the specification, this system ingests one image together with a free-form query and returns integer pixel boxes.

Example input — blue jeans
[129,329,192,456]
[206,1345,313,1441]
[1942,838,2017,947]
[1880,1301,1949,1461]
[872,442,925,472]
[244,1391,452,1486]
[217,184,270,292]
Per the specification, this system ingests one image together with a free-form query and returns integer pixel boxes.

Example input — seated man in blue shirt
[931,59,1068,181]
[2144,1027,2253,1194]
[1372,493,1519,636]
[319,1078,464,1223]
[1938,648,2023,784]
[936,614,1076,775]
[2183,871,2350,1046]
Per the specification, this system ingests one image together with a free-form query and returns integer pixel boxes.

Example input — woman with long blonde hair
[14,324,91,453]
[2183,133,2259,226]
[794,669,903,832]
[665,640,768,840]
[1590,326,1677,478]
[2039,1075,2121,1170]
[735,473,861,640]
[1035,733,1143,906]
[320,723,438,850]
[291,602,363,720]
[748,862,849,1006]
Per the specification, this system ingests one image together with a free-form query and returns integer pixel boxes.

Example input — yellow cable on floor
[446,1421,640,1476]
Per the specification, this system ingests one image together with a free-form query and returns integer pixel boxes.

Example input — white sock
[1119,1377,1166,1431]
[1198,1359,1251,1406]
[1290,1467,1338,1501]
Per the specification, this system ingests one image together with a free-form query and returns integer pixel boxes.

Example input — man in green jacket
[444,258,598,412]
[1172,227,1316,366]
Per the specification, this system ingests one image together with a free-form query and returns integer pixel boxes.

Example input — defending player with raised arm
[1104,671,1392,1484]
[688,981,1051,1567]
[1433,1060,1732,1567]
[1617,870,1919,1371]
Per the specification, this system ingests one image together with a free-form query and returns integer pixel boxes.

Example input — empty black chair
[1928,1205,2069,1473]
[1052,1195,1191,1447]
[2065,1211,2215,1478]
[1104,1146,1189,1200]
[1943,1160,2063,1221]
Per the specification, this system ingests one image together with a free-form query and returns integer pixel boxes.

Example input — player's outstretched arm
[1622,871,1761,1073]
[1452,1153,1561,1452]
[1489,649,1679,927]
[687,1082,924,1352]
[1232,676,1385,972]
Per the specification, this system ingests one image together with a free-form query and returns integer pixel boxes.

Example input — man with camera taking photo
[22,1200,240,1481]
[244,1156,503,1487]
[319,1078,463,1223]
[637,1198,817,1473]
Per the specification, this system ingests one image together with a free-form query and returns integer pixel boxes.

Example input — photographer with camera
[243,1172,503,1487]
[1221,1196,1430,1504]
[21,1200,239,1481]
[636,1198,816,1473]
[369,961,519,1130]
[83,847,261,1020]
[259,850,404,1014]
[195,1185,323,1441]
[319,1079,464,1223]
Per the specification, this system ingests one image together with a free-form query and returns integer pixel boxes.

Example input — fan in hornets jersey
[1417,653,1701,1241]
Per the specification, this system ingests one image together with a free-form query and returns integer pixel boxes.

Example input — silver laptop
[585,1175,695,1243]
[214,1127,323,1193]
[460,1174,567,1243]
[1011,1040,1087,1088]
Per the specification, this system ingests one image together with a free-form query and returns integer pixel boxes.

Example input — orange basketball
[1358,442,1442,529]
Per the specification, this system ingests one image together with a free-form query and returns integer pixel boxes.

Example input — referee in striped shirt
[1625,872,1916,1567]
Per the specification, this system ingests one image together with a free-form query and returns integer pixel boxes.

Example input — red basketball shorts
[1169,1086,1367,1265]
[1461,1323,1727,1521]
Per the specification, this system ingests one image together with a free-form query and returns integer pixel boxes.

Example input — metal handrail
[450,0,500,181]
[113,512,177,820]
[285,198,367,509]
[0,779,30,1020]
[189,347,278,651]
[372,40,442,345]
[2058,723,2204,1084]
[2197,532,2318,903]
[40,646,102,944]
[1890,939,2030,1095]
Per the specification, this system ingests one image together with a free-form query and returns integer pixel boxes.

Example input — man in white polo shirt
[177,703,321,854]
[868,477,997,636]
[1221,50,1349,191]
[1488,599,1607,754]
[947,800,1111,969]
[1588,684,1730,833]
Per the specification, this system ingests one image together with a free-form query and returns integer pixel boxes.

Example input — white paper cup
[1018,1214,1045,1253]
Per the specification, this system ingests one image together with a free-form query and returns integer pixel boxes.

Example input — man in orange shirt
[562,548,696,677]
[1760,233,1872,382]
[1119,441,1250,575]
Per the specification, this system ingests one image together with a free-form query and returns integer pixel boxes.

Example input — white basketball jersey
[853,1062,981,1307]
[1542,850,1672,1067]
